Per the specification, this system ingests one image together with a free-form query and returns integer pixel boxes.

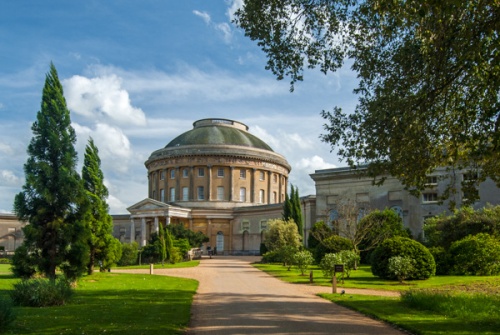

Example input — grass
[118,260,200,269]
[253,263,499,291]
[256,262,500,335]
[0,269,198,334]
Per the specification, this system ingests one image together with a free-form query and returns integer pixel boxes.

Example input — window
[423,193,438,203]
[217,186,224,200]
[259,189,265,203]
[160,171,165,180]
[152,190,156,199]
[260,220,268,232]
[217,167,224,177]
[183,168,189,178]
[160,189,165,202]
[170,187,175,201]
[273,174,277,183]
[170,169,175,179]
[240,187,246,202]
[273,191,277,204]
[425,176,438,186]
[182,187,189,201]
[259,171,265,180]
[197,186,205,200]
[240,169,246,179]
[198,168,204,177]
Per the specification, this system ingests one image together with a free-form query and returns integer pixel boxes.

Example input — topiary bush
[293,250,314,275]
[449,233,500,276]
[0,298,15,333]
[313,234,353,264]
[371,236,436,280]
[10,278,73,307]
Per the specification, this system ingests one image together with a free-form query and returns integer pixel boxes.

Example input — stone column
[166,215,171,225]
[278,173,283,203]
[154,217,159,234]
[175,167,180,201]
[267,171,272,204]
[229,166,234,201]
[130,218,135,243]
[207,165,212,201]
[189,166,194,201]
[141,218,147,247]
[250,168,256,203]
[189,218,193,230]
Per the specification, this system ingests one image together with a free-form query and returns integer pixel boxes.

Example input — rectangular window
[160,189,165,202]
[197,186,205,200]
[217,167,224,177]
[217,186,224,200]
[198,168,204,177]
[425,176,438,186]
[170,187,175,201]
[160,171,165,180]
[240,169,246,179]
[183,168,189,178]
[273,191,277,204]
[170,169,175,179]
[423,193,438,203]
[182,187,189,201]
[240,187,246,202]
[259,171,265,181]
[273,174,277,183]
[259,189,265,203]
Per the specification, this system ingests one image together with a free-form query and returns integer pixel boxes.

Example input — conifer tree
[81,138,120,274]
[13,63,85,280]
[292,186,304,238]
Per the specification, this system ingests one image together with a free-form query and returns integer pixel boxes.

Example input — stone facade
[310,166,500,237]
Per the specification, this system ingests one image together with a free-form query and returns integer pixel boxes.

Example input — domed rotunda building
[117,118,299,255]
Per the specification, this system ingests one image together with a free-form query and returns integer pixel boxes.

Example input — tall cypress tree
[292,186,303,238]
[81,137,117,274]
[13,63,84,280]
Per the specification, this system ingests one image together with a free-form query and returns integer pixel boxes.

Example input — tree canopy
[13,63,85,280]
[235,1,500,201]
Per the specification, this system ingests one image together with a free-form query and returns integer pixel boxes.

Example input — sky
[0,0,359,214]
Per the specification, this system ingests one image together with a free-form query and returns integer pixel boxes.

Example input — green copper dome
[165,118,274,151]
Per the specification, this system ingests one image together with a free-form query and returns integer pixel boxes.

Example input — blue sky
[0,1,359,214]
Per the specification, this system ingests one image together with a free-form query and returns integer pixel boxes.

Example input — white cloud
[0,170,20,185]
[193,10,211,24]
[63,74,146,126]
[193,9,233,43]
[0,143,13,155]
[226,0,243,22]
[296,155,336,172]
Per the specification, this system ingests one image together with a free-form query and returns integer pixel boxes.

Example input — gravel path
[113,256,404,335]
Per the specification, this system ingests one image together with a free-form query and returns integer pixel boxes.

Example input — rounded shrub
[313,234,352,264]
[449,233,500,276]
[10,278,73,307]
[371,236,436,280]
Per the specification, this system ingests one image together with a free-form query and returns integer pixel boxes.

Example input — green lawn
[0,269,198,334]
[255,262,500,335]
[118,260,200,270]
[253,263,499,291]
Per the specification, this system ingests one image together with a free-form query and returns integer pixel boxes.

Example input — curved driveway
[116,256,404,335]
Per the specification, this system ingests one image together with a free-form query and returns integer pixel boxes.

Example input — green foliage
[10,278,73,307]
[371,237,436,280]
[320,250,359,279]
[0,298,15,333]
[167,223,209,248]
[235,1,500,200]
[81,137,118,275]
[388,256,415,283]
[13,63,84,280]
[118,242,139,266]
[261,250,282,264]
[428,246,452,276]
[259,242,268,255]
[424,206,500,249]
[307,221,333,249]
[0,259,10,264]
[11,244,36,279]
[173,238,191,259]
[449,233,500,276]
[264,219,302,253]
[313,234,353,264]
[293,250,314,275]
[282,185,303,237]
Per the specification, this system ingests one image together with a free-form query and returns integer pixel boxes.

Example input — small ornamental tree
[320,250,359,279]
[293,250,314,275]
[388,256,415,283]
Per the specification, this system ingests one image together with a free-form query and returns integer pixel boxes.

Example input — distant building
[310,166,500,238]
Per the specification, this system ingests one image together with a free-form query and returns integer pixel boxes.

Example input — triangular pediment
[127,198,170,213]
